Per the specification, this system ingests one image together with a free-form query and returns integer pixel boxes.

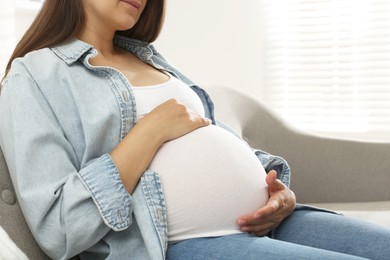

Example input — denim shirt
[0,35,291,260]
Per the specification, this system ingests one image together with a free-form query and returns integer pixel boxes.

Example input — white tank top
[132,75,205,122]
[132,75,268,242]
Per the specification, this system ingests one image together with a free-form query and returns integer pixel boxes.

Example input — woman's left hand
[237,170,296,236]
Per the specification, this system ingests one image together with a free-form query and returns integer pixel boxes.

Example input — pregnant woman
[1,0,390,259]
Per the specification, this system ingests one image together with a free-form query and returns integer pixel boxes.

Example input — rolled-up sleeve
[254,149,291,188]
[78,153,133,230]
[0,71,132,259]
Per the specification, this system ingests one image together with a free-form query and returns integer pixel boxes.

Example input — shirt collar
[51,39,94,65]
[113,35,154,61]
[51,35,154,65]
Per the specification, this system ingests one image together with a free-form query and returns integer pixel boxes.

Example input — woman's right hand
[111,99,211,193]
[136,98,211,144]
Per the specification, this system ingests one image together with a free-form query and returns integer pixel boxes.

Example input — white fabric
[0,226,28,260]
[132,75,206,122]
[133,77,269,242]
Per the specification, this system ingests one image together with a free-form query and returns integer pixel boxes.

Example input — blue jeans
[167,207,390,259]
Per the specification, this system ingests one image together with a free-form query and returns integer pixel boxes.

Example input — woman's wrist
[110,124,163,193]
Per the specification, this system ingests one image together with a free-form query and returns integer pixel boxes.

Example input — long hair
[2,0,165,82]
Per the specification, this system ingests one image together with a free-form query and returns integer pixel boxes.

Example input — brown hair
[2,0,165,82]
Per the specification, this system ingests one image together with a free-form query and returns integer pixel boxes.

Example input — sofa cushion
[0,148,50,259]
[311,201,390,227]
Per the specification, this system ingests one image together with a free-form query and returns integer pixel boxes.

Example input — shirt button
[122,91,129,102]
[2,190,16,205]
[156,208,164,223]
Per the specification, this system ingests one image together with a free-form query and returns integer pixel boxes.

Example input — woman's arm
[1,73,115,258]
[0,69,210,258]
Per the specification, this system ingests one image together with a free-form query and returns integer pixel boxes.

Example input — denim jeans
[167,208,390,259]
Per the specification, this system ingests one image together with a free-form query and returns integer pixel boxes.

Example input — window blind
[261,0,390,140]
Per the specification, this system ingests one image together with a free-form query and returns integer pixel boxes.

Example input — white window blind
[261,0,390,140]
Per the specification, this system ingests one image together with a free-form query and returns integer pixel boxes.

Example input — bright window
[261,0,390,141]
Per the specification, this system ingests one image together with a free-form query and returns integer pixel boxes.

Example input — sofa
[1,85,390,259]
[205,86,390,227]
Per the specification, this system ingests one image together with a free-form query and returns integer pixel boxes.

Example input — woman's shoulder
[8,47,59,78]
[8,38,92,78]
[1,48,54,95]
[3,45,78,96]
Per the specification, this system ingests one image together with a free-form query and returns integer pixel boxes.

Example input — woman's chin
[116,18,138,32]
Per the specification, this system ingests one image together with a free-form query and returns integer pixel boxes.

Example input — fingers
[254,200,279,219]
[266,170,287,193]
[238,199,279,225]
[142,99,212,142]
[237,186,296,237]
[188,110,212,127]
[266,169,277,185]
[237,211,279,237]
[240,221,275,236]
[164,99,210,125]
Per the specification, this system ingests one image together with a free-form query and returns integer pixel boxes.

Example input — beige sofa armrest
[205,85,390,204]
[0,148,51,259]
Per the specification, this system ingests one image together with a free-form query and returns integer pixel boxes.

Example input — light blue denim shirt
[0,35,291,260]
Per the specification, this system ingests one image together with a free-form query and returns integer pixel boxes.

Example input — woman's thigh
[272,207,390,260]
[167,233,366,260]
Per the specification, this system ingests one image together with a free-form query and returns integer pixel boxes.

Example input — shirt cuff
[78,153,133,231]
[254,149,291,188]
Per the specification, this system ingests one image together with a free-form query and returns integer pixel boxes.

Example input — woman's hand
[111,99,210,193]
[137,98,211,143]
[237,170,296,236]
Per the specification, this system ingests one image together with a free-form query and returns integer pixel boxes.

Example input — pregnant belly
[148,125,268,242]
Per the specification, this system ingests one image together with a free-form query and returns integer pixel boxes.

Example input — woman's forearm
[110,123,164,194]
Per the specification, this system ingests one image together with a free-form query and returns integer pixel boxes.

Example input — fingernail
[241,226,249,232]
[238,220,246,226]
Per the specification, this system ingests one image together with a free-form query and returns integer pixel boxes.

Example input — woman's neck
[78,25,117,57]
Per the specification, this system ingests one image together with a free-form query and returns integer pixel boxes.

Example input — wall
[14,0,42,41]
[0,0,16,78]
[155,0,265,99]
[0,0,42,79]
